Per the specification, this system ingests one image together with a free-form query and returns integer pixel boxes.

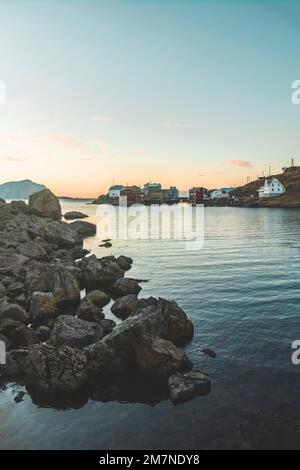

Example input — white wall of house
[210,188,233,199]
[258,178,285,198]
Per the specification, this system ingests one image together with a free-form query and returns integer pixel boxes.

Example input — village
[94,170,288,206]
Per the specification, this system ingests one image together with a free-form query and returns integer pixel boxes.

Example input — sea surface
[1,201,300,450]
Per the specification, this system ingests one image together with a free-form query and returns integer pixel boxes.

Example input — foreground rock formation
[0,190,209,405]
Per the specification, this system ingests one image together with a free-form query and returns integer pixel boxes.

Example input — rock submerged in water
[168,372,211,404]
[134,335,193,379]
[64,211,88,220]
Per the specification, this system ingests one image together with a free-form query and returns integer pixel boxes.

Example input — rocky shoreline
[0,189,211,405]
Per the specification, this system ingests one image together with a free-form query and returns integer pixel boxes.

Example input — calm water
[1,202,300,450]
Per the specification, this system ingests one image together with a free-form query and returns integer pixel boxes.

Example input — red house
[120,186,142,205]
[189,187,208,204]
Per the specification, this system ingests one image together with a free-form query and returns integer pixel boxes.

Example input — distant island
[0,179,46,200]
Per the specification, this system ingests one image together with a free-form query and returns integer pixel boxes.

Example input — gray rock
[10,200,29,214]
[0,319,24,337]
[0,299,28,324]
[77,298,104,323]
[84,341,126,375]
[111,294,139,319]
[168,372,211,404]
[0,253,29,277]
[68,220,96,238]
[79,255,124,291]
[17,240,47,260]
[86,290,110,308]
[0,349,29,377]
[0,198,5,204]
[134,335,192,379]
[28,189,62,220]
[64,211,88,220]
[37,325,51,342]
[9,325,39,349]
[24,344,88,393]
[116,255,133,271]
[110,278,142,299]
[48,315,104,349]
[26,264,80,307]
[29,292,58,325]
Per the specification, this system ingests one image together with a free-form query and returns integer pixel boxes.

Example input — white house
[210,188,234,199]
[108,185,125,198]
[257,177,285,198]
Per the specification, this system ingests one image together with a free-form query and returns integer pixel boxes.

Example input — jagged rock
[37,325,51,342]
[48,315,104,349]
[77,299,104,323]
[84,341,126,375]
[100,319,116,336]
[29,292,58,325]
[99,242,112,248]
[28,189,62,220]
[111,294,139,319]
[0,299,28,324]
[0,198,5,204]
[79,255,124,291]
[17,241,47,260]
[9,325,39,349]
[26,264,80,307]
[0,253,29,277]
[10,200,29,214]
[24,344,88,393]
[0,349,29,377]
[0,319,24,337]
[86,290,110,308]
[0,283,5,297]
[168,372,211,404]
[104,298,194,352]
[64,211,88,220]
[5,280,24,297]
[110,278,142,299]
[116,255,133,271]
[134,335,192,379]
[68,221,96,237]
[29,220,81,249]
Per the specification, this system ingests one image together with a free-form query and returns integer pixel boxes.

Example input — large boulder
[28,189,62,220]
[134,335,192,379]
[0,253,29,277]
[26,264,80,307]
[77,298,104,323]
[116,255,133,272]
[110,278,142,299]
[48,315,104,349]
[0,349,29,377]
[111,294,139,319]
[79,255,124,291]
[84,341,126,375]
[86,290,110,308]
[9,325,39,349]
[29,292,58,325]
[0,299,28,324]
[168,372,211,404]
[24,344,88,393]
[64,211,88,220]
[68,221,96,238]
[104,298,194,351]
[17,240,47,261]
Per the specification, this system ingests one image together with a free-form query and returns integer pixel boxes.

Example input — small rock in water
[99,242,112,248]
[168,371,211,404]
[202,348,216,359]
[14,391,26,403]
[102,239,111,243]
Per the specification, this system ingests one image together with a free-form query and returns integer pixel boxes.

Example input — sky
[0,0,300,197]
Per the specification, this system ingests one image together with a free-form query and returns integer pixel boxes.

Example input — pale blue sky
[0,0,299,196]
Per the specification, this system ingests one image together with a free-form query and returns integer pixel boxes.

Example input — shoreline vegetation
[0,189,211,406]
